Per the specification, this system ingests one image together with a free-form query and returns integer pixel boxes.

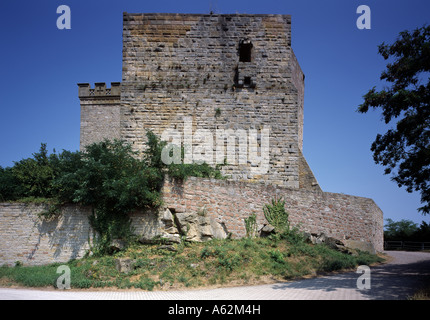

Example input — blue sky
[0,0,429,225]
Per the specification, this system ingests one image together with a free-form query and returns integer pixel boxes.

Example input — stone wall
[298,150,321,191]
[78,13,321,188]
[0,177,383,266]
[162,177,384,252]
[120,13,306,188]
[0,204,92,266]
[290,50,304,152]
[0,204,158,266]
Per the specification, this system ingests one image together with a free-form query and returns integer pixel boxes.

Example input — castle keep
[0,13,384,266]
[77,12,383,251]
[79,13,319,190]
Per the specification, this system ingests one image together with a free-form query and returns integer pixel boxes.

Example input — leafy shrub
[0,129,224,257]
[0,130,229,255]
[0,144,59,201]
[0,167,23,201]
[263,197,289,232]
[244,213,258,238]
[11,143,56,199]
[57,138,164,211]
[269,249,286,264]
[283,226,305,245]
[53,137,164,255]
[168,162,225,180]
[318,251,356,272]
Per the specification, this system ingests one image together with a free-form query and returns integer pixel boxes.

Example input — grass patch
[0,235,385,291]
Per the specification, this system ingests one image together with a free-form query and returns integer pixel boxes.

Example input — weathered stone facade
[0,12,384,266]
[79,82,121,149]
[0,203,92,266]
[79,13,317,189]
[0,177,383,266]
[162,177,383,253]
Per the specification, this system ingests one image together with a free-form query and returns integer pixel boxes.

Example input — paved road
[1,251,429,300]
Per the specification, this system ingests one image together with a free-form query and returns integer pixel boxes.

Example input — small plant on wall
[215,107,221,117]
[263,196,289,233]
[244,213,258,238]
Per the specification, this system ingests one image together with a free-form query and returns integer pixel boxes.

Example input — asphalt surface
[1,251,429,300]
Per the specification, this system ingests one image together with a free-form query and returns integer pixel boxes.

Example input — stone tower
[79,13,320,190]
[78,82,121,150]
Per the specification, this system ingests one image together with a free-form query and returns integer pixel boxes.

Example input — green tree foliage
[143,130,167,170]
[0,144,82,202]
[358,25,430,214]
[0,166,22,201]
[415,221,430,241]
[10,143,57,199]
[56,138,163,212]
[167,161,225,181]
[0,131,226,254]
[384,218,419,240]
[384,218,430,241]
[54,138,165,254]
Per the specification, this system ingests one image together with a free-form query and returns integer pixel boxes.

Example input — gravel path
[1,251,429,300]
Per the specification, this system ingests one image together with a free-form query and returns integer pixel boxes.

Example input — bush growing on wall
[0,131,226,254]
[56,138,165,254]
[244,213,258,238]
[263,196,290,232]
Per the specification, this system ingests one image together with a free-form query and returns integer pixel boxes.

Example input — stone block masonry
[161,177,383,252]
[79,82,121,150]
[97,13,309,189]
[0,177,383,266]
[0,203,159,266]
[2,12,382,266]
[0,204,92,266]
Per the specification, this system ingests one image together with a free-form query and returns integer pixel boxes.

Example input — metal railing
[384,241,430,251]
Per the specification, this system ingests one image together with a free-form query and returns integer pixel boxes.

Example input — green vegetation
[0,233,384,290]
[0,131,225,254]
[358,24,430,214]
[0,136,385,292]
[263,197,289,232]
[215,107,221,117]
[384,218,430,241]
[244,213,258,238]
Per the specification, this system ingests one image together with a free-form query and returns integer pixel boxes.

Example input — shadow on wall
[25,205,92,264]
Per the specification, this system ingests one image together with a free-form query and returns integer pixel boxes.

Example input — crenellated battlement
[78,82,121,99]
[78,82,121,149]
